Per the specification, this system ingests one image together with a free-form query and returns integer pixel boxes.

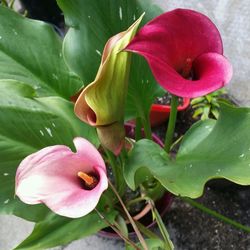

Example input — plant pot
[150,98,190,127]
[98,192,173,239]
[98,123,173,239]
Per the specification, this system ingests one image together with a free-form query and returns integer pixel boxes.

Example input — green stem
[135,221,161,239]
[108,180,149,250]
[9,0,15,8]
[182,197,250,233]
[104,149,123,194]
[164,95,178,153]
[95,209,140,250]
[142,115,152,140]
[149,200,174,250]
[135,117,142,141]
[127,196,149,207]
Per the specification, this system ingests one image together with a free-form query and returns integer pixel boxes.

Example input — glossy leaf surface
[0,6,82,99]
[125,104,250,198]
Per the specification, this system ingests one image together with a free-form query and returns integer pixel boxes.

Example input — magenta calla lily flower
[126,9,233,98]
[15,138,108,218]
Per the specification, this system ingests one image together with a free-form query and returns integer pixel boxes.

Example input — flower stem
[142,116,152,140]
[164,95,178,153]
[182,197,250,233]
[104,149,124,195]
[108,180,149,250]
[95,209,140,250]
[135,117,142,141]
[135,220,162,239]
[149,200,174,250]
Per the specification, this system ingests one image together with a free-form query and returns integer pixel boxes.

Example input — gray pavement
[1,0,250,249]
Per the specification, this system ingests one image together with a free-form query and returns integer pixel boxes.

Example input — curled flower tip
[126,9,233,98]
[97,122,125,156]
[74,15,144,155]
[15,137,108,218]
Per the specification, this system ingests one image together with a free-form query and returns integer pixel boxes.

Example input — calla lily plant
[1,1,250,250]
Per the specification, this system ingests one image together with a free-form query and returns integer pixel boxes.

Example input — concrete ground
[1,0,250,249]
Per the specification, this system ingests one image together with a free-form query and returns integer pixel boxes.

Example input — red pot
[150,98,190,127]
[98,192,173,239]
[98,123,173,239]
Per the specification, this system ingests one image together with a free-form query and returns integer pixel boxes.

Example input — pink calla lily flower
[126,9,233,98]
[15,138,108,218]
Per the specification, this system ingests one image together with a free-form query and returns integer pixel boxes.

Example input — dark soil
[155,93,184,106]
[165,185,250,250]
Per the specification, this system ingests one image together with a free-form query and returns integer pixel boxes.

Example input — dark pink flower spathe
[15,138,108,218]
[126,9,233,98]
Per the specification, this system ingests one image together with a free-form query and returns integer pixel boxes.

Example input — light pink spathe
[15,138,108,218]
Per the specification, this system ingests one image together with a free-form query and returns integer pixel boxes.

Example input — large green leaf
[124,103,250,198]
[57,0,163,120]
[0,80,97,221]
[15,211,117,250]
[0,6,82,99]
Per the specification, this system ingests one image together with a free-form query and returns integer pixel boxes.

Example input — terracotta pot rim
[98,192,173,239]
[151,97,190,111]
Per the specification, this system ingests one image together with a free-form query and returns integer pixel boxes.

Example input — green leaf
[126,238,165,250]
[124,103,250,198]
[0,80,97,221]
[211,108,219,119]
[200,104,210,120]
[190,96,205,106]
[192,107,204,118]
[57,0,163,121]
[0,6,82,99]
[15,211,117,250]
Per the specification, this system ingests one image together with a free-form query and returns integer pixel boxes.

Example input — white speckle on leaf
[95,49,102,56]
[239,153,245,158]
[217,169,221,172]
[12,29,18,35]
[4,199,9,204]
[52,122,56,128]
[39,130,44,136]
[0,36,2,40]
[45,127,53,137]
[205,125,210,129]
[3,173,9,176]
[88,15,91,19]
[119,6,123,20]
[59,53,62,58]
[133,14,136,21]
[189,164,193,168]
[52,73,58,80]
[34,85,40,90]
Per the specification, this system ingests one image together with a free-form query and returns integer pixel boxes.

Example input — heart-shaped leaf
[124,103,250,198]
[0,6,82,99]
